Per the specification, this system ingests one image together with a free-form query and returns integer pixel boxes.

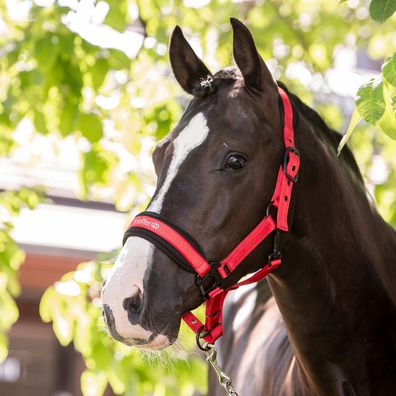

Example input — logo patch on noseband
[133,218,160,230]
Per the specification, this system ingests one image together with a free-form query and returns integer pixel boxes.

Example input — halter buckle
[283,146,300,183]
[195,262,222,300]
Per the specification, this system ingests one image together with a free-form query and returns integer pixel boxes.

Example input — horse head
[101,19,288,349]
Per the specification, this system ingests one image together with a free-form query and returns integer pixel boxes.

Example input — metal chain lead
[203,342,239,396]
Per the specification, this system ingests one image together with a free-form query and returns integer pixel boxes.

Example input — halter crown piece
[124,86,300,347]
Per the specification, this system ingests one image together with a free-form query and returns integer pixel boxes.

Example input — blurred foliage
[40,260,206,396]
[0,0,395,395]
[0,187,43,362]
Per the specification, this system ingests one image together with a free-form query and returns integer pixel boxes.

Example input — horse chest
[208,286,396,396]
[209,288,309,396]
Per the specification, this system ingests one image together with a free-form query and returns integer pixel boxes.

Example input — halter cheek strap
[123,87,300,345]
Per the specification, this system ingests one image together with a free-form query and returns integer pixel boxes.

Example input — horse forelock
[192,67,241,98]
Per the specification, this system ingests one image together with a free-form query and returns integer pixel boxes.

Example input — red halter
[124,87,300,346]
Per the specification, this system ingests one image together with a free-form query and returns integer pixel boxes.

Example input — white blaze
[149,112,210,212]
[102,112,210,347]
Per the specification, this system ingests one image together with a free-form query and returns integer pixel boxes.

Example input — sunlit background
[1,0,396,395]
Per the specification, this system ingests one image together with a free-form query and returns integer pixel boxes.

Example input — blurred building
[0,154,126,396]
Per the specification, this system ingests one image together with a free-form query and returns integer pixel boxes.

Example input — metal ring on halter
[196,326,211,351]
[266,201,274,217]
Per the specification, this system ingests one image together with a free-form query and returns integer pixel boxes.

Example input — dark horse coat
[209,81,396,396]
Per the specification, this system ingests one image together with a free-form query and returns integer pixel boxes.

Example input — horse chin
[106,319,179,351]
[134,334,172,350]
[108,331,173,350]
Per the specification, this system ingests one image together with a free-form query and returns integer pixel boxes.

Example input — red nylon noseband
[125,87,300,345]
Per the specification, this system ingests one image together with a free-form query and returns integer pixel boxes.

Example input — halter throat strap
[123,87,300,344]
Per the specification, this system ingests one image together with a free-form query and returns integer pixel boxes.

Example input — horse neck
[267,112,396,394]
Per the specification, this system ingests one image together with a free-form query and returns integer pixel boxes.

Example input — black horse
[102,19,396,395]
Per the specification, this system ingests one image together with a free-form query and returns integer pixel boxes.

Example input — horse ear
[169,26,212,95]
[230,18,276,93]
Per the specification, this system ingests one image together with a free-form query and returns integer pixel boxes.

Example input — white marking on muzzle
[149,112,210,212]
[102,237,153,340]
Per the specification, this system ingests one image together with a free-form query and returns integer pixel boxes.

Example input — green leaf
[90,58,109,90]
[81,370,108,396]
[33,111,48,134]
[20,70,44,89]
[369,0,396,22]
[377,82,396,139]
[34,34,58,70]
[0,130,15,156]
[378,108,396,139]
[90,342,113,371]
[382,53,396,87]
[0,292,19,329]
[39,287,54,323]
[58,34,75,56]
[154,105,172,140]
[338,108,362,154]
[4,43,21,68]
[51,297,74,346]
[63,61,83,97]
[73,315,92,356]
[59,101,78,137]
[0,333,8,363]
[107,362,127,394]
[104,0,128,32]
[356,79,385,124]
[108,50,130,70]
[77,113,103,143]
[79,147,116,197]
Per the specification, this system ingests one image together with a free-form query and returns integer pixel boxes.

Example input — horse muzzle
[102,303,172,350]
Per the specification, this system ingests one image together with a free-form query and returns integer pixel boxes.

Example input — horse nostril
[123,287,143,325]
[123,295,142,312]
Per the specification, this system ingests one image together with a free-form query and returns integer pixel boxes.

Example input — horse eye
[223,154,247,170]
